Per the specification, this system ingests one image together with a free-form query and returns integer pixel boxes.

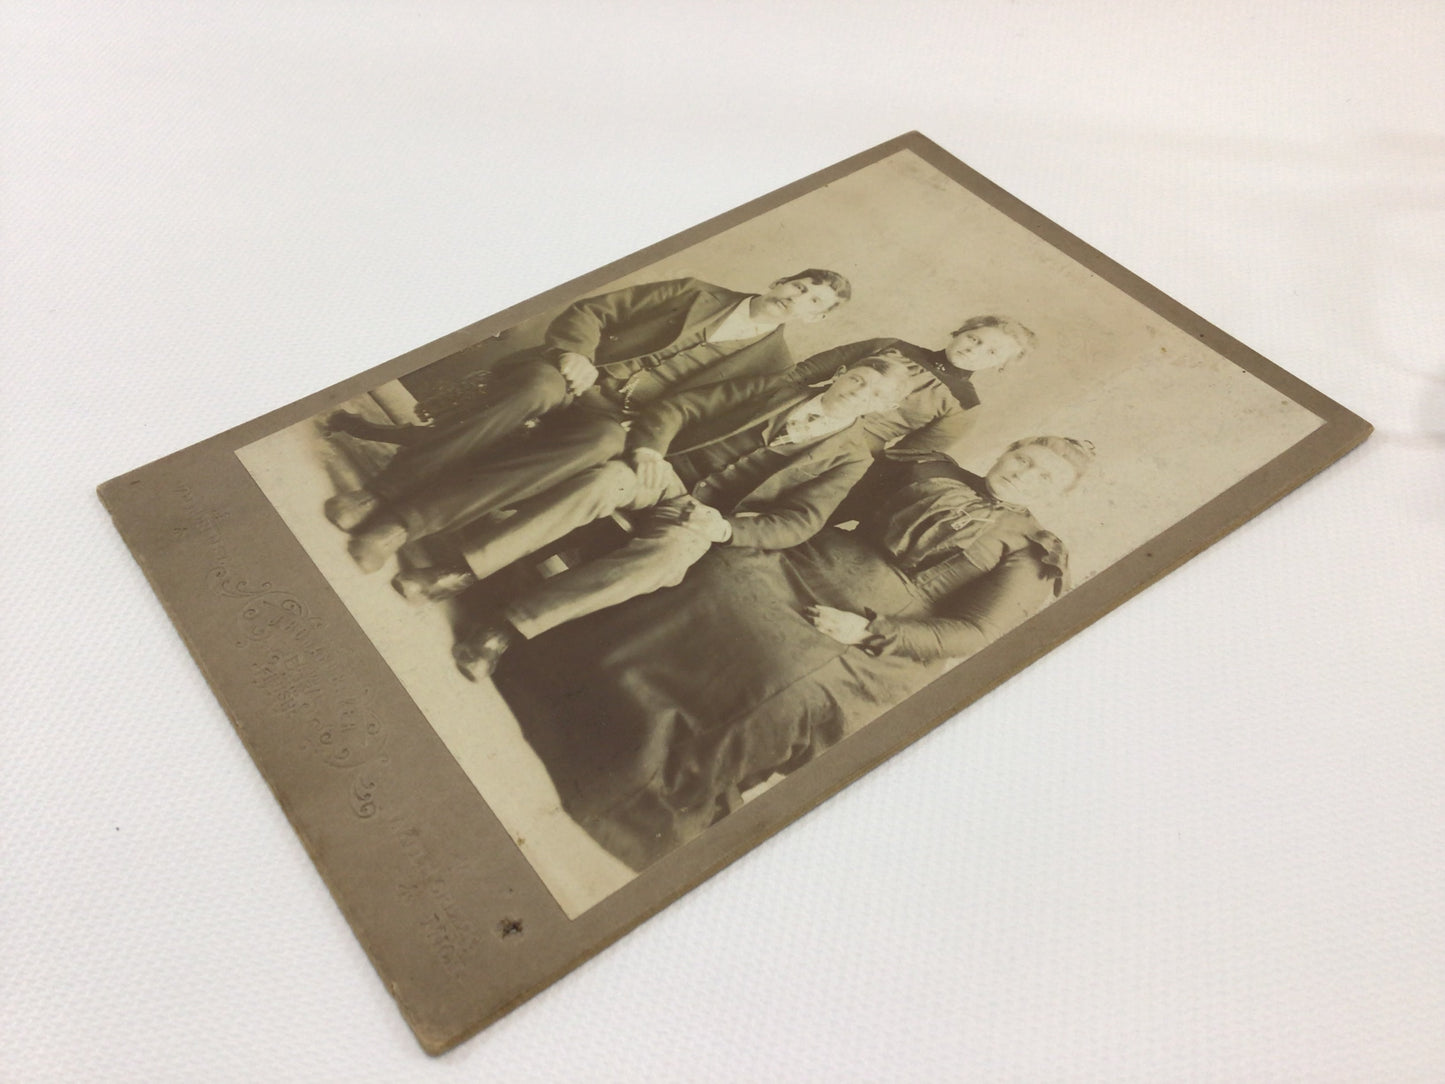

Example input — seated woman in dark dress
[493,436,1095,872]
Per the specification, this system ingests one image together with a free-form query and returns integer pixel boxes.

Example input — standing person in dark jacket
[324,270,851,572]
[789,314,1036,455]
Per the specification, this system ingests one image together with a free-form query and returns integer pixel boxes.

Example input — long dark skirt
[494,529,947,870]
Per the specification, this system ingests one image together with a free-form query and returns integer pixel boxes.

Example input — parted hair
[1003,435,1096,490]
[952,314,1038,357]
[841,353,913,405]
[777,268,853,307]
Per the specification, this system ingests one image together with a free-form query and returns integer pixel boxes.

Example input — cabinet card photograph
[101,133,1369,1052]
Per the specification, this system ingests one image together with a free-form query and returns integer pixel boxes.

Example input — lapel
[678,326,786,390]
[676,384,809,454]
[744,387,811,446]
[769,424,861,482]
[678,284,739,339]
[598,284,741,374]
[761,403,797,444]
[738,427,865,506]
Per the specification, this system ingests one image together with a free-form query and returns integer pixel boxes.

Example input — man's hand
[650,497,732,543]
[805,605,872,645]
[683,501,733,544]
[630,447,669,500]
[556,351,599,396]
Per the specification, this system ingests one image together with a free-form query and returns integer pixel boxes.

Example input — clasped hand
[651,496,732,543]
[556,351,599,396]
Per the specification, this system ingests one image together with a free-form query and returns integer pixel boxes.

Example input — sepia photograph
[13,5,1440,1077]
[233,143,1338,919]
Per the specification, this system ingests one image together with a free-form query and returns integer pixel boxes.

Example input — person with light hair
[788,313,1038,454]
[486,433,1097,870]
[801,434,1094,656]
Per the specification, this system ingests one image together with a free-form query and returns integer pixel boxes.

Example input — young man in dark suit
[326,270,852,573]
[441,355,912,680]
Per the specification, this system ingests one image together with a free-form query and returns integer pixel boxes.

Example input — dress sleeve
[859,546,1058,661]
[889,394,973,456]
[726,452,873,550]
[789,339,895,386]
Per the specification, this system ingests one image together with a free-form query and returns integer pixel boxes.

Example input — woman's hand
[806,605,872,645]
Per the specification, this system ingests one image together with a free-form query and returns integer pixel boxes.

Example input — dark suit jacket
[544,277,795,395]
[627,371,876,551]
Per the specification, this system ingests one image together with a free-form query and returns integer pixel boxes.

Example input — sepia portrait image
[230,142,1338,922]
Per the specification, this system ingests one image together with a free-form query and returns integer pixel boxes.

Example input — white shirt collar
[708,296,779,343]
[770,394,850,447]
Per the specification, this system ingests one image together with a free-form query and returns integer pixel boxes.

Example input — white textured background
[4,2,1443,1079]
